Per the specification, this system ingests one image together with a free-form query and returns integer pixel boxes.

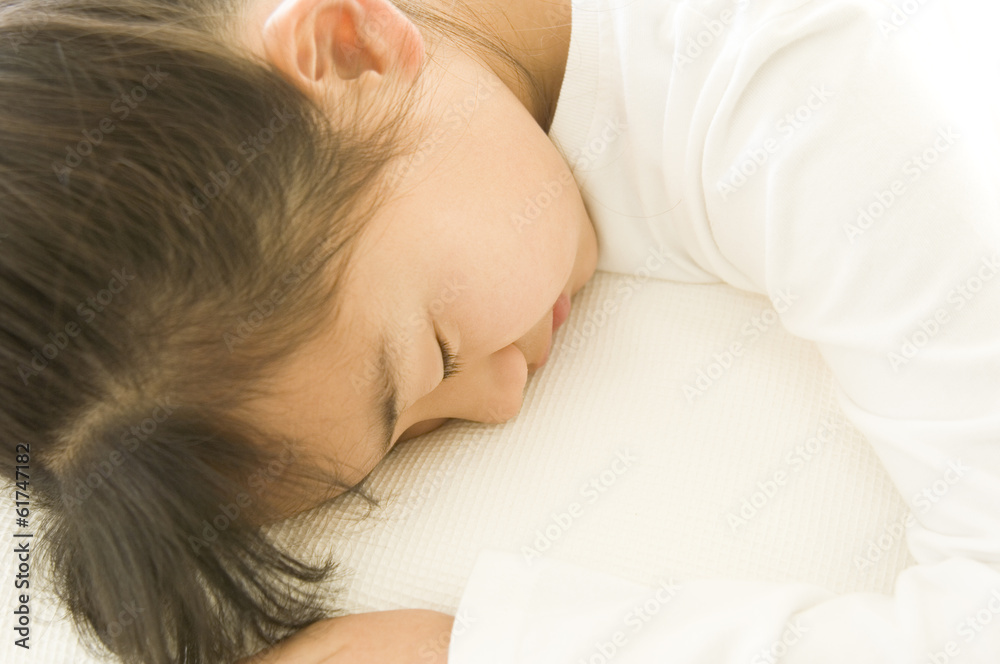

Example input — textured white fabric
[0,273,913,663]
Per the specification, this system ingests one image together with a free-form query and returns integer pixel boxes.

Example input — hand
[238,609,455,664]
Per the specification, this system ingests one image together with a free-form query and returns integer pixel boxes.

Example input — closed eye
[437,336,463,381]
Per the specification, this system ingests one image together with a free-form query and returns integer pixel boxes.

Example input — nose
[405,343,530,428]
[466,343,531,422]
[514,311,554,374]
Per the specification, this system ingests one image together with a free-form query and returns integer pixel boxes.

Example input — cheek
[447,257,549,352]
[447,220,575,357]
[434,152,582,351]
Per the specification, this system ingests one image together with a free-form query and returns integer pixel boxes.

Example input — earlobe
[262,0,424,95]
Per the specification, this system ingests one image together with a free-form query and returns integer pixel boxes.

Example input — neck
[429,0,573,131]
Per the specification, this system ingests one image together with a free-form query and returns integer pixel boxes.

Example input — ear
[262,0,424,94]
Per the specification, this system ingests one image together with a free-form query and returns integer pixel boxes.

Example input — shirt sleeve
[449,2,1000,663]
[701,0,1000,582]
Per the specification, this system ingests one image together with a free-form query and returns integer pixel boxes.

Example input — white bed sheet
[0,270,914,663]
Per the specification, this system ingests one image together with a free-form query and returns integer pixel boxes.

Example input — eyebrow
[376,333,401,454]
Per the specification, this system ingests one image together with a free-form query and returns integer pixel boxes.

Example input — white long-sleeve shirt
[449,0,1000,662]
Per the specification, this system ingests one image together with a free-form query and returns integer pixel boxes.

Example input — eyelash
[438,337,463,381]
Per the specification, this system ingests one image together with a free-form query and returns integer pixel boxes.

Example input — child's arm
[237,609,454,664]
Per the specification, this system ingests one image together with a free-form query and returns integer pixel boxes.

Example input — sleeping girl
[1,0,998,662]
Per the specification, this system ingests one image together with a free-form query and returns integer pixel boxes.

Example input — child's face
[241,0,598,501]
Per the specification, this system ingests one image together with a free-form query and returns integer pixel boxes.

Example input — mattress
[0,270,915,663]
